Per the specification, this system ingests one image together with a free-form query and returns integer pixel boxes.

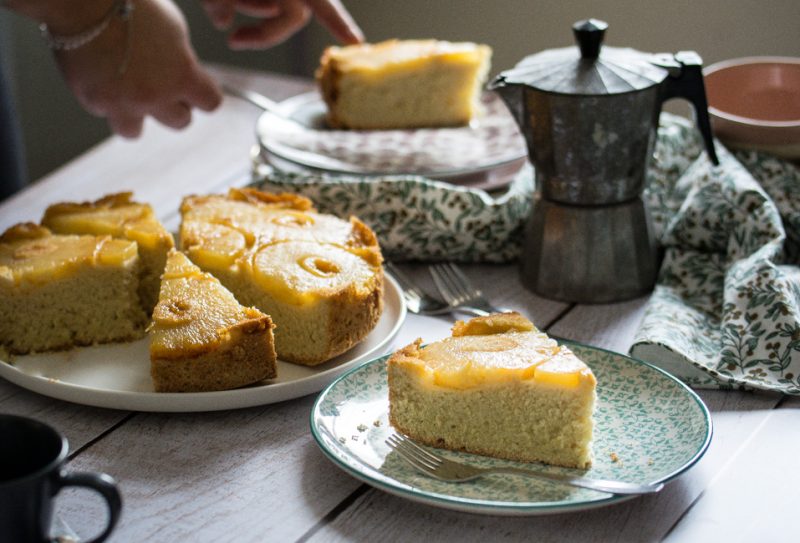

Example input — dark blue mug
[0,414,122,542]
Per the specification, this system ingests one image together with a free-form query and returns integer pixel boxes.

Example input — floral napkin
[251,113,800,395]
[631,119,800,395]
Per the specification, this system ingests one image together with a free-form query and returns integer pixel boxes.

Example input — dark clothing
[0,53,26,201]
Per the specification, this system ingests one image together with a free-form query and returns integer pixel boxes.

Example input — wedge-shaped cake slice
[42,192,175,314]
[149,250,277,393]
[0,223,147,354]
[317,39,492,129]
[388,312,596,469]
[179,189,383,366]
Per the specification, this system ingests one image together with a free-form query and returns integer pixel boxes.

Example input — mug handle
[55,471,122,543]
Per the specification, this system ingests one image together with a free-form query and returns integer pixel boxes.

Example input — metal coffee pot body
[491,19,719,303]
[522,89,660,205]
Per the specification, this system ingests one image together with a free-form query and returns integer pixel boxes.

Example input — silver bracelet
[39,0,134,51]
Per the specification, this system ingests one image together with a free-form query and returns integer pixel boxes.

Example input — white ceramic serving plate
[311,341,712,515]
[0,276,406,413]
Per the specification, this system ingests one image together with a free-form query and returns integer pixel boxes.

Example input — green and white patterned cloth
[252,113,800,395]
[631,118,800,395]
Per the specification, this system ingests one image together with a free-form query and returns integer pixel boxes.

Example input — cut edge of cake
[148,249,278,393]
[41,191,175,315]
[316,39,492,130]
[0,223,148,355]
[387,312,596,469]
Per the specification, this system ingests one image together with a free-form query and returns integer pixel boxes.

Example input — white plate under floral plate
[0,275,406,413]
[256,91,527,189]
[311,341,712,515]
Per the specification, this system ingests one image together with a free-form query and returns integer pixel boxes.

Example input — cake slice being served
[388,312,596,469]
[317,39,492,129]
[149,250,277,393]
[0,223,147,355]
[42,192,175,315]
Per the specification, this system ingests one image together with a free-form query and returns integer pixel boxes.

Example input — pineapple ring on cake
[251,241,378,305]
[179,189,384,366]
[149,250,277,393]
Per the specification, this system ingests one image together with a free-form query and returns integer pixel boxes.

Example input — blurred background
[2,0,799,183]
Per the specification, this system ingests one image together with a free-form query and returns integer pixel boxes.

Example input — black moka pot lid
[492,19,671,96]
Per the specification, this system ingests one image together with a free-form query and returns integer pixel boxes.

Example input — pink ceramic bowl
[704,57,800,160]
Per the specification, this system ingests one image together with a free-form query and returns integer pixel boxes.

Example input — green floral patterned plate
[310,341,712,515]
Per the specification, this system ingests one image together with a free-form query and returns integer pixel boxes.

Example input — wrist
[5,0,117,35]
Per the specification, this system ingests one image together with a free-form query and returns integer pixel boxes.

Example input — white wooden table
[1,65,797,543]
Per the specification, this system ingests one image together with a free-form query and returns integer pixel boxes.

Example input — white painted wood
[548,297,650,354]
[663,394,799,543]
[57,396,363,543]
[0,380,129,453]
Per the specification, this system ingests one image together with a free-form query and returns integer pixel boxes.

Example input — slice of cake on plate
[149,250,277,393]
[0,223,147,355]
[317,39,492,129]
[388,312,596,469]
[179,188,383,366]
[42,192,175,314]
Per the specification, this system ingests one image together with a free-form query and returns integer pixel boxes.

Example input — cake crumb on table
[357,423,368,432]
[610,452,620,463]
[373,419,382,427]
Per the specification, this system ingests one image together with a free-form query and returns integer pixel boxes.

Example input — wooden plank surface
[1,64,792,542]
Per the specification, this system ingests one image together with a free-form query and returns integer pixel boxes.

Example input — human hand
[48,0,222,137]
[200,0,363,49]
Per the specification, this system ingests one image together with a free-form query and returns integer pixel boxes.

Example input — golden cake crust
[179,189,383,365]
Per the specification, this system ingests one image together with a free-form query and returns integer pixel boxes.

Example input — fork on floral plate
[385,433,664,495]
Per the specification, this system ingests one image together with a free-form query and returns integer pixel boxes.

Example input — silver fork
[385,262,452,316]
[429,263,509,316]
[385,433,664,495]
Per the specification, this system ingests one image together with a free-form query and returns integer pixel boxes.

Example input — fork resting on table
[386,262,510,318]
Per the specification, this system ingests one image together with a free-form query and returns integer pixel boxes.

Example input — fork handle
[493,467,664,495]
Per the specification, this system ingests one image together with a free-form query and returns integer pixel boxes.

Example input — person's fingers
[228,2,310,49]
[201,0,236,30]
[107,114,144,138]
[234,0,281,19]
[302,0,363,44]
[151,101,193,130]
[184,67,223,112]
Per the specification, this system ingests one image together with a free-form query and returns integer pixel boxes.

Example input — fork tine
[387,435,438,467]
[391,439,441,469]
[446,263,482,298]
[392,434,442,464]
[441,264,471,300]
[386,436,439,475]
[430,264,462,305]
